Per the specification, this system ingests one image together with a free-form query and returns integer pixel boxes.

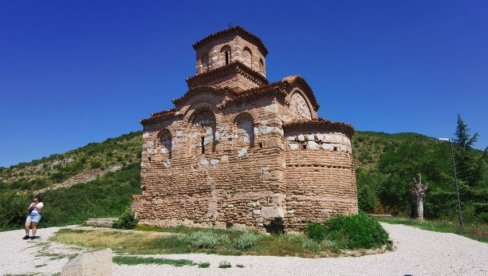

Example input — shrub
[325,213,389,249]
[198,262,210,268]
[234,232,260,250]
[113,208,138,229]
[301,238,321,253]
[181,231,228,249]
[358,185,377,213]
[304,221,327,241]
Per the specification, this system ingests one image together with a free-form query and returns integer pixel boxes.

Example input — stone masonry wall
[135,95,290,230]
[284,131,357,229]
[196,35,266,77]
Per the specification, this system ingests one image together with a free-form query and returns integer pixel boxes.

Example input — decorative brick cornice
[186,61,268,89]
[172,86,236,106]
[283,118,355,138]
[222,85,287,109]
[193,26,268,56]
[140,108,176,126]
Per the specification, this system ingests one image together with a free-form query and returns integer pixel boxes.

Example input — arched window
[242,47,252,69]
[192,110,216,154]
[235,113,254,148]
[259,58,264,73]
[158,130,172,159]
[220,45,231,66]
[201,53,209,73]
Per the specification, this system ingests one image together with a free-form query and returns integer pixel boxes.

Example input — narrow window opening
[201,137,205,154]
[259,142,263,149]
[333,146,338,152]
[225,51,229,65]
[302,144,307,150]
[148,157,152,161]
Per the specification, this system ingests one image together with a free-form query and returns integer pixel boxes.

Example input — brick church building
[132,26,358,231]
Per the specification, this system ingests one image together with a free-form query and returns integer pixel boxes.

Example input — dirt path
[1,223,487,276]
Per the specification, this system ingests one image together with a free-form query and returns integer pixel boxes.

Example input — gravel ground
[1,223,487,276]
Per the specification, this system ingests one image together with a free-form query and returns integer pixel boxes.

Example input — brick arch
[242,47,252,69]
[157,129,173,159]
[220,45,232,66]
[183,101,219,123]
[233,111,256,125]
[200,53,209,73]
[156,128,175,140]
[188,108,217,155]
[288,89,316,120]
[234,112,255,148]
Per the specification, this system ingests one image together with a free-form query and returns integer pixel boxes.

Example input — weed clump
[234,232,260,250]
[218,260,232,268]
[303,222,327,241]
[181,231,229,249]
[198,262,210,268]
[113,208,138,229]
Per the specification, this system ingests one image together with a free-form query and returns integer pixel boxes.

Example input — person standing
[23,195,44,240]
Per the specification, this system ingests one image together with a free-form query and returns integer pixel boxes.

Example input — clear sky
[1,1,487,167]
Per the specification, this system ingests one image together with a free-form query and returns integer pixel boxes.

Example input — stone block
[289,143,300,150]
[261,207,284,218]
[61,249,112,276]
[307,141,319,150]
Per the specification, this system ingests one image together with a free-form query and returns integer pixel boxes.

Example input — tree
[453,114,487,187]
[452,114,488,222]
[453,114,479,149]
[410,174,428,220]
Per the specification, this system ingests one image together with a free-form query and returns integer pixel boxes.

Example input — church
[132,26,358,231]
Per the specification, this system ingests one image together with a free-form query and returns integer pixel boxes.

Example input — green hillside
[0,131,142,230]
[1,129,487,231]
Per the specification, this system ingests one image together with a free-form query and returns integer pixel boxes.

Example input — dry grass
[51,226,389,257]
[52,228,179,254]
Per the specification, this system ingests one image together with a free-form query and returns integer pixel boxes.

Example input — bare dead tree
[410,174,428,220]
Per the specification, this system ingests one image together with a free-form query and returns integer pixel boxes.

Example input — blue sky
[1,1,487,167]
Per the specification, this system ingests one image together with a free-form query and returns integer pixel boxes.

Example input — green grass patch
[377,216,488,243]
[198,262,210,268]
[218,260,232,269]
[113,256,195,267]
[53,224,372,257]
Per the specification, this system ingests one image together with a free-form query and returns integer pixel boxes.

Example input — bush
[0,192,28,230]
[181,231,229,249]
[113,208,138,229]
[304,221,327,241]
[301,238,321,253]
[325,213,389,249]
[358,185,377,213]
[234,232,260,250]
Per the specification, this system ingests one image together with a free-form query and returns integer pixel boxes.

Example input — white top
[29,202,44,214]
